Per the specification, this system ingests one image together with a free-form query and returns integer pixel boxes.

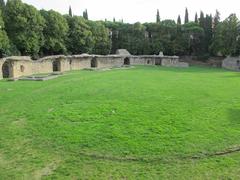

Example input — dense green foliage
[40,10,69,55]
[88,21,111,55]
[0,0,239,58]
[65,15,93,54]
[0,9,9,57]
[1,66,240,178]
[5,0,45,56]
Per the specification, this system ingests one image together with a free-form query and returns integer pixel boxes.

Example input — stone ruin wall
[222,56,240,71]
[0,53,188,80]
[129,56,156,65]
[161,57,189,68]
[0,60,4,79]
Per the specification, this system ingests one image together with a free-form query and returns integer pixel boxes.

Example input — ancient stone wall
[68,56,92,70]
[0,60,4,79]
[97,56,124,68]
[222,56,240,71]
[12,60,33,78]
[32,60,53,74]
[0,50,189,80]
[161,56,189,68]
[129,56,155,65]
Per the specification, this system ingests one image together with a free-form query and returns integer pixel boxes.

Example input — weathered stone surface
[0,49,189,80]
[222,56,240,71]
[116,49,131,56]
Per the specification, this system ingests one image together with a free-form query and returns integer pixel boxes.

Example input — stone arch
[2,60,13,78]
[124,57,130,65]
[91,57,98,68]
[52,60,61,72]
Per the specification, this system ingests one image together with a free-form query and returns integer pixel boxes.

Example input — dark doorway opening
[147,60,150,64]
[53,60,61,72]
[124,57,130,65]
[2,61,12,78]
[155,59,162,66]
[91,57,98,68]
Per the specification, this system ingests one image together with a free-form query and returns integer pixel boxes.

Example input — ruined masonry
[0,49,189,79]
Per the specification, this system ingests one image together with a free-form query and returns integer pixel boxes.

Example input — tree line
[0,0,239,59]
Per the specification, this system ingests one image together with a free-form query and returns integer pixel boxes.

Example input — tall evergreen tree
[83,9,88,20]
[195,13,198,23]
[184,8,189,24]
[204,14,213,51]
[199,11,205,28]
[0,0,5,11]
[69,6,73,17]
[156,9,160,23]
[177,15,181,25]
[213,10,220,30]
[0,9,9,57]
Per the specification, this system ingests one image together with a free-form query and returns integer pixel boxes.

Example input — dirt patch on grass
[33,160,61,179]
[11,118,26,127]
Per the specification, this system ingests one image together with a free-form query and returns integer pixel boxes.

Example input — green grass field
[1,66,240,179]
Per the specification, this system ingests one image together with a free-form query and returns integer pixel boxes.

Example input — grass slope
[0,66,240,179]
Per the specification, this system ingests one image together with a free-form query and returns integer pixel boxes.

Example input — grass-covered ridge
[1,66,240,179]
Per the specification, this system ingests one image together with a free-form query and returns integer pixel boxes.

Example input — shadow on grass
[228,109,240,124]
[137,65,227,74]
[222,74,240,78]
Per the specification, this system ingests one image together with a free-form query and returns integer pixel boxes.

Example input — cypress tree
[199,11,205,28]
[113,17,115,22]
[213,10,220,29]
[177,15,181,25]
[0,0,5,12]
[156,9,160,23]
[184,8,189,24]
[83,9,88,20]
[195,13,198,23]
[69,6,72,17]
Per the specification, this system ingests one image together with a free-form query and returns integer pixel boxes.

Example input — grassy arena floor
[0,66,240,179]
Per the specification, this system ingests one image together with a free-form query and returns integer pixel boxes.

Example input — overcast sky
[21,0,239,23]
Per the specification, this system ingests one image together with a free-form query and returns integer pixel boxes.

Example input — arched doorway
[2,61,12,78]
[91,57,98,68]
[53,60,61,72]
[124,57,130,65]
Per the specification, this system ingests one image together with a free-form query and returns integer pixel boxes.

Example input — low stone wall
[0,56,33,79]
[0,53,188,80]
[180,56,223,67]
[161,56,188,68]
[97,56,124,68]
[222,56,240,71]
[32,60,53,74]
[68,55,92,70]
[129,56,155,65]
[0,60,4,79]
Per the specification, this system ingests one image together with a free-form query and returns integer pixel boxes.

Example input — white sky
[21,0,240,23]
